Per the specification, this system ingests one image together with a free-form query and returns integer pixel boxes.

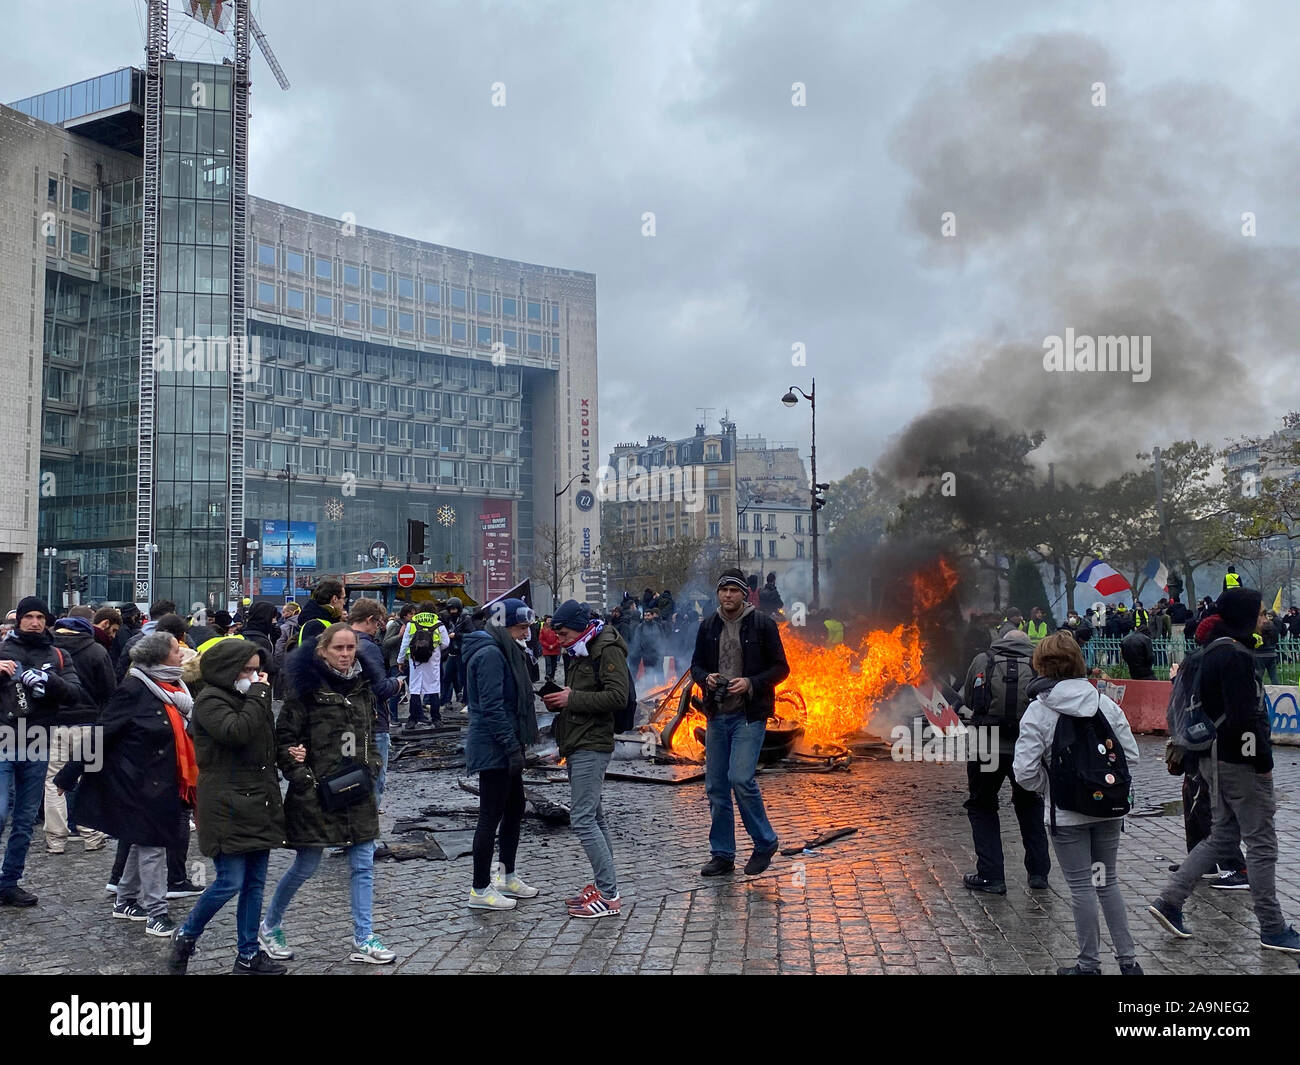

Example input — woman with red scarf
[55,631,197,939]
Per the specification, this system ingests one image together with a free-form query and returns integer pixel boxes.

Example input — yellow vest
[1224,572,1241,589]
[1026,619,1048,643]
[196,633,242,655]
[824,618,844,646]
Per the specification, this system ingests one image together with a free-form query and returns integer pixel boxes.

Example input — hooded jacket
[961,630,1035,753]
[690,606,790,723]
[276,647,380,846]
[1199,616,1272,773]
[1012,677,1140,827]
[51,617,115,725]
[295,598,338,652]
[190,638,286,857]
[1120,630,1156,680]
[556,624,630,756]
[464,627,539,773]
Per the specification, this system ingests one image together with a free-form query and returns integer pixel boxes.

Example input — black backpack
[1048,693,1132,832]
[410,624,437,663]
[968,649,1034,738]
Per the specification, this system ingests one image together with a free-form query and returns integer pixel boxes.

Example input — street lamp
[276,465,298,601]
[42,547,57,607]
[780,379,824,609]
[553,472,590,609]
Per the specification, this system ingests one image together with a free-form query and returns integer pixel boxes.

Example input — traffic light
[812,482,830,511]
[76,575,89,596]
[406,518,429,564]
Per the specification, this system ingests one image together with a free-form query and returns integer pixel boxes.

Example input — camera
[710,677,731,709]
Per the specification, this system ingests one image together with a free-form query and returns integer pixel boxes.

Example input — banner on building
[260,520,317,568]
[479,510,512,603]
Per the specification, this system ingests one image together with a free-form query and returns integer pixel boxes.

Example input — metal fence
[1084,636,1300,683]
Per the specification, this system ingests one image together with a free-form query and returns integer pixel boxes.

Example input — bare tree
[531,522,586,608]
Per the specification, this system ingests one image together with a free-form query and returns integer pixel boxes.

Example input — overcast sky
[5,0,1299,482]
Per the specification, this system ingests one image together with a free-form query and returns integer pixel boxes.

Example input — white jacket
[1012,678,1140,827]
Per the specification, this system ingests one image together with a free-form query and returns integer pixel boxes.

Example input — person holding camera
[258,625,395,965]
[689,568,790,877]
[169,641,286,975]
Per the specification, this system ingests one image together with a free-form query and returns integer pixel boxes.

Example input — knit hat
[716,568,749,593]
[491,597,534,627]
[551,599,590,631]
[15,596,53,625]
[1215,586,1262,638]
[53,615,94,637]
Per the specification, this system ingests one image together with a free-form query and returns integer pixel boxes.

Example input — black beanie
[1215,586,1261,637]
[15,596,53,624]
[716,568,748,592]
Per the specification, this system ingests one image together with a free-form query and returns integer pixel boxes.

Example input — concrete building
[3,24,598,611]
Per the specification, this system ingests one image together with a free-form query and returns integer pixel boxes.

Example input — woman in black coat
[258,626,394,966]
[169,638,286,975]
[56,631,195,939]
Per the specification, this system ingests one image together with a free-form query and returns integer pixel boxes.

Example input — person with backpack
[1012,632,1141,974]
[398,601,448,726]
[463,598,541,910]
[689,569,790,879]
[1148,586,1300,953]
[542,598,631,918]
[959,628,1050,894]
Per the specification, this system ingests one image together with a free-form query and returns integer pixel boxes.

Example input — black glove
[507,748,525,776]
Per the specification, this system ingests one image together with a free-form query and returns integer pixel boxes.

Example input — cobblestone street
[5,731,1300,977]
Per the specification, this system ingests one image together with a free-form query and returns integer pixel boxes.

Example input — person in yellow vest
[398,602,449,726]
[195,611,239,655]
[1222,565,1241,593]
[823,617,844,646]
[1025,607,1049,645]
[1132,601,1150,631]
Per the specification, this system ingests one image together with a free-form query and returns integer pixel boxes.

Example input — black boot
[700,856,734,877]
[233,949,288,975]
[168,932,199,975]
[962,873,1006,895]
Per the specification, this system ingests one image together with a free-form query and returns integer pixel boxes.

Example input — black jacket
[51,624,115,726]
[1120,631,1156,680]
[295,600,337,653]
[1200,625,1272,773]
[690,607,790,723]
[355,631,398,732]
[240,624,279,679]
[110,621,140,668]
[54,676,190,848]
[0,629,84,725]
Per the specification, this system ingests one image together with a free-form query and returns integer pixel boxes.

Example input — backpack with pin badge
[1047,690,1132,832]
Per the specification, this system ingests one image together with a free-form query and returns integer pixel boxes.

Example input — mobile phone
[536,679,564,697]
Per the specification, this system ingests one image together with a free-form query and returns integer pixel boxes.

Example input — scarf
[326,660,363,681]
[489,626,540,746]
[563,618,605,658]
[129,667,198,808]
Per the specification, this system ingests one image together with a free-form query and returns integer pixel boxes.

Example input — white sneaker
[349,934,396,964]
[467,885,517,910]
[494,869,540,899]
[259,924,295,960]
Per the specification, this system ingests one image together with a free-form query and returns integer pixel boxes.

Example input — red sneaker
[565,884,598,908]
[568,890,621,919]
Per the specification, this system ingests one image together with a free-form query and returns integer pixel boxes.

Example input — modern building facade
[3,13,598,612]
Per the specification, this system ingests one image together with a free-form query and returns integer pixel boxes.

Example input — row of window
[739,513,805,533]
[44,223,93,258]
[740,540,806,559]
[246,443,519,489]
[247,405,520,452]
[47,176,93,213]
[247,371,521,416]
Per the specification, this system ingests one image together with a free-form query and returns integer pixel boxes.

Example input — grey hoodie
[1012,677,1140,827]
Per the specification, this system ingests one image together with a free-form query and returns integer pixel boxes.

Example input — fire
[651,560,959,758]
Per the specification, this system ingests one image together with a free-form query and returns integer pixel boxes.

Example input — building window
[257,282,275,306]
[399,311,415,333]
[451,320,467,343]
[795,515,804,533]
[476,324,492,348]
[286,251,305,274]
[769,540,778,558]
[450,286,467,310]
[502,296,517,317]
[315,295,332,317]
[796,541,805,558]
[371,306,388,329]
[707,494,719,514]
[476,290,493,314]
[286,288,304,312]
[425,316,441,337]
[280,370,304,398]
[706,468,720,487]
[344,301,360,324]
[424,281,441,304]
[552,304,560,324]
[527,300,542,321]
[739,513,748,532]
[653,527,660,544]
[739,541,747,557]
[708,522,720,539]
[315,258,333,280]
[753,540,763,558]
[70,185,91,212]
[257,243,275,267]
[69,230,90,257]
[502,328,517,350]
[344,264,360,287]
[47,176,58,202]
[371,270,388,293]
[706,445,719,461]
[398,276,415,300]
[767,514,777,531]
[527,332,542,352]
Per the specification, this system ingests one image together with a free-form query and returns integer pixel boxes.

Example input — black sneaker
[166,880,203,899]
[0,886,37,907]
[1210,870,1250,890]
[963,873,1007,895]
[1056,964,1101,975]
[743,845,779,876]
[700,856,734,877]
[233,949,288,975]
[168,932,199,974]
[1147,899,1192,938]
[1120,962,1145,975]
[1028,875,1050,890]
[145,914,176,938]
[113,899,149,921]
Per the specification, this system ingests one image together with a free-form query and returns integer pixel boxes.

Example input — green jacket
[190,639,286,858]
[556,625,629,757]
[276,652,380,847]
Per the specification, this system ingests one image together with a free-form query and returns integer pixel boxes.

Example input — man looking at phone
[690,568,790,878]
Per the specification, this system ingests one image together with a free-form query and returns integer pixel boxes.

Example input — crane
[247,6,290,90]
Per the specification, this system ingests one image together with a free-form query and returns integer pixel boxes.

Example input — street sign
[396,564,417,588]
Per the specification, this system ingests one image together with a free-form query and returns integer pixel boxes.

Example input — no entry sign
[396,565,417,588]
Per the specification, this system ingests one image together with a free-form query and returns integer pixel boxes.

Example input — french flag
[1075,557,1131,597]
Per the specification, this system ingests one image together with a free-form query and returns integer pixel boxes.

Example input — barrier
[1267,685,1300,746]
[1091,678,1170,735]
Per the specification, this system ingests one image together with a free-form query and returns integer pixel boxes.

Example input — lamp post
[42,547,57,607]
[781,379,825,610]
[277,465,298,601]
[553,472,590,609]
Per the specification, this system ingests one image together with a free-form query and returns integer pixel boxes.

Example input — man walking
[690,568,790,877]
[1149,586,1300,952]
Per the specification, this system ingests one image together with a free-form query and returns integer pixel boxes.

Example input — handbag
[304,696,373,813]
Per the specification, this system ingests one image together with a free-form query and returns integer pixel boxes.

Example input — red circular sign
[396,565,417,588]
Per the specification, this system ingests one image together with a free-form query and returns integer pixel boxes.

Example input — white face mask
[515,638,530,650]
[234,677,253,694]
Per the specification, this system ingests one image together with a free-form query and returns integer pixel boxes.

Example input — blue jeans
[179,850,270,958]
[0,756,49,891]
[263,841,377,944]
[705,714,778,860]
[568,749,617,897]
[374,732,391,806]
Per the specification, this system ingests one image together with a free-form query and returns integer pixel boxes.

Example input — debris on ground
[458,778,570,825]
[374,835,448,862]
[780,826,858,857]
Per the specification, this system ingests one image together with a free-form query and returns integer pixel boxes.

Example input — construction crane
[247,6,290,90]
